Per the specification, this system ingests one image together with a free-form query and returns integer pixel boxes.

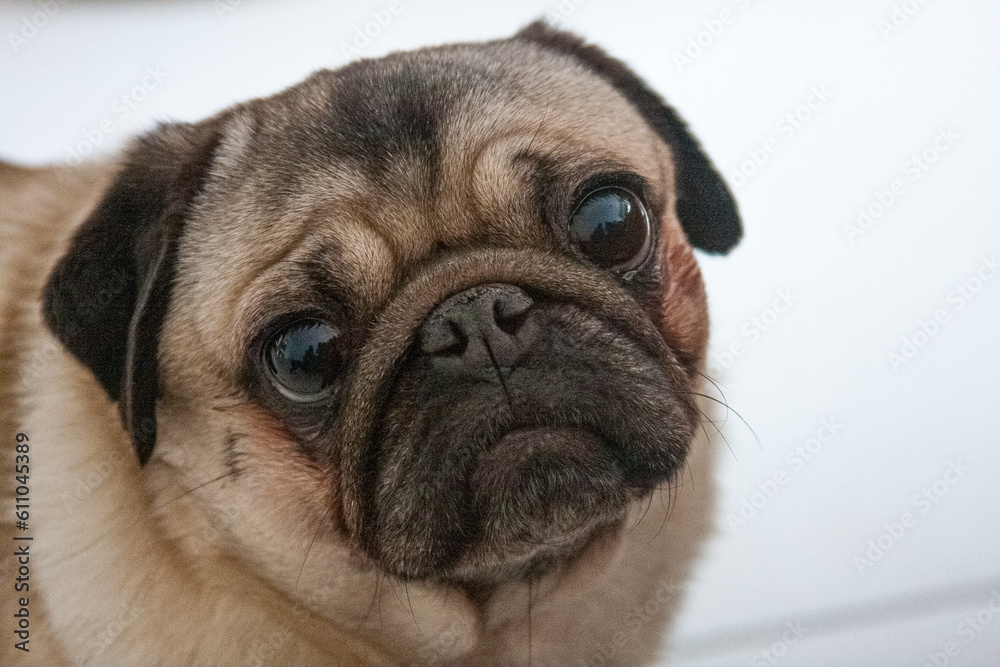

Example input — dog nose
[420,284,534,368]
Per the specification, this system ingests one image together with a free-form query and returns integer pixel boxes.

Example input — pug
[0,22,740,666]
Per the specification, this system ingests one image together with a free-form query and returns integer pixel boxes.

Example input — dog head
[43,23,739,606]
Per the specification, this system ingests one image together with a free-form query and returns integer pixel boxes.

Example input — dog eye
[264,319,343,402]
[570,187,652,271]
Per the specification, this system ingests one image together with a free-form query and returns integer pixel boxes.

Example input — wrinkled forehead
[176,39,673,329]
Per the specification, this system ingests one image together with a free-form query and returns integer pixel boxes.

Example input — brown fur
[1,25,738,665]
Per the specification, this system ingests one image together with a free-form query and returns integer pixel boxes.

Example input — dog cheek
[658,229,709,371]
[238,409,341,524]
[158,402,343,547]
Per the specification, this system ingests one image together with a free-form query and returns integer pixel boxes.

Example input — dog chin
[460,427,630,571]
[448,516,628,587]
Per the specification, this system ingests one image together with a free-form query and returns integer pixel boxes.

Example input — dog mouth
[452,426,631,581]
[367,418,643,584]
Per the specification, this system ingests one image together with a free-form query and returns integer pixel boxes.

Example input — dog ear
[515,21,742,254]
[43,117,226,464]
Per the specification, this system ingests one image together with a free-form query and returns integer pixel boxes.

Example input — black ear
[43,118,226,464]
[515,22,742,254]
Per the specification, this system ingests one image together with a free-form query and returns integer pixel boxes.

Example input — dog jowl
[31,21,740,664]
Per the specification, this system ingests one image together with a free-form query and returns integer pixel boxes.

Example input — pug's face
[44,24,739,607]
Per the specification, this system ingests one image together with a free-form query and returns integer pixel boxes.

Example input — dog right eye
[263,319,343,402]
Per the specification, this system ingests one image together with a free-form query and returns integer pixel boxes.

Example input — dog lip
[470,426,609,481]
[446,426,631,579]
[447,515,626,584]
[469,426,626,515]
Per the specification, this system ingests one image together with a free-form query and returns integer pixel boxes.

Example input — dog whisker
[295,505,334,592]
[524,101,550,156]
[629,490,657,533]
[527,578,534,665]
[403,580,419,630]
[149,470,238,514]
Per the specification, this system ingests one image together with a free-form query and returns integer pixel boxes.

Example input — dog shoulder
[1,160,115,665]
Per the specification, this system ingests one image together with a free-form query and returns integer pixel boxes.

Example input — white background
[2,1,999,664]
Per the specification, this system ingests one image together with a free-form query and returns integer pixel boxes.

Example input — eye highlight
[264,318,343,402]
[570,186,652,271]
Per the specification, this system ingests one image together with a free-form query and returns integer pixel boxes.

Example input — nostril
[494,300,530,337]
[421,314,468,356]
[442,319,469,356]
[493,292,534,337]
[419,285,534,365]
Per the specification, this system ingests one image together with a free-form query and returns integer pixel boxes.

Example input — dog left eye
[264,319,343,402]
[570,187,652,271]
